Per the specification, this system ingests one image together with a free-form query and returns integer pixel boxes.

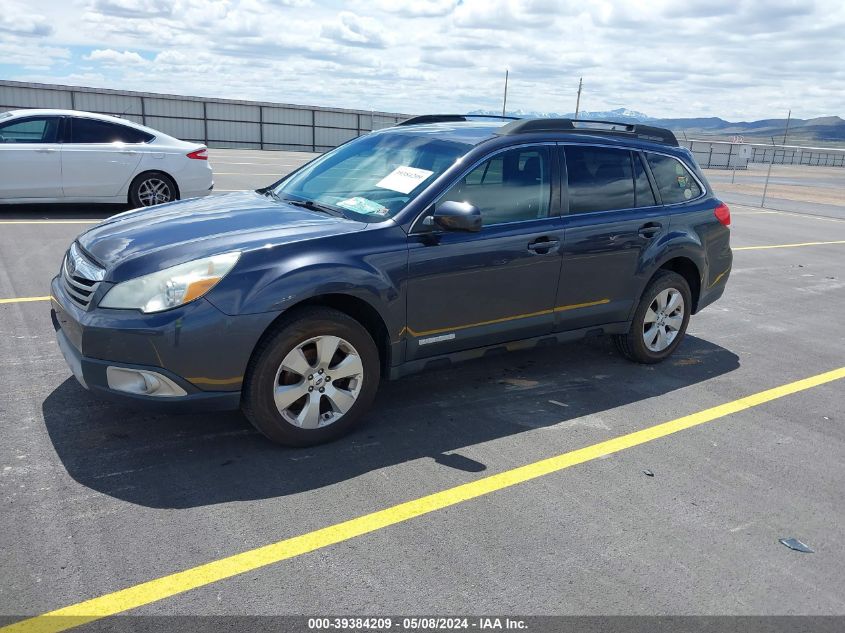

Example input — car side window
[646,153,702,204]
[70,118,153,144]
[440,147,551,225]
[634,153,657,207]
[0,117,59,143]
[564,145,637,214]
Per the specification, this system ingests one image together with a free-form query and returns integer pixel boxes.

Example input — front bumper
[50,275,278,410]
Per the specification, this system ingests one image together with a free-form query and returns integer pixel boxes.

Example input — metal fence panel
[0,80,412,153]
[315,110,358,130]
[120,114,145,126]
[144,116,204,141]
[315,127,358,147]
[0,85,73,109]
[210,140,262,149]
[206,102,260,123]
[358,113,373,131]
[262,107,312,126]
[143,97,204,119]
[373,114,402,129]
[262,123,313,146]
[208,120,261,143]
[73,92,142,116]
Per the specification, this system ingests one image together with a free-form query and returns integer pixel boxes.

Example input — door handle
[638,222,663,238]
[527,237,560,254]
[34,148,58,153]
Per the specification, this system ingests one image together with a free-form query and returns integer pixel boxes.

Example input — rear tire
[242,307,380,447]
[129,172,178,207]
[614,270,691,364]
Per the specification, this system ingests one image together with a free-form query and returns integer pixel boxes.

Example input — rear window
[70,118,154,144]
[646,153,702,204]
[565,146,636,213]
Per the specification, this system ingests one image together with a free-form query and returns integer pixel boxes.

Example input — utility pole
[574,77,583,118]
[761,135,777,208]
[502,69,509,118]
[782,109,791,145]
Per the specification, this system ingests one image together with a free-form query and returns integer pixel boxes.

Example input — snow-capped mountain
[468,107,652,121]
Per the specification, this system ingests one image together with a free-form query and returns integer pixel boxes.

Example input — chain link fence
[681,138,845,169]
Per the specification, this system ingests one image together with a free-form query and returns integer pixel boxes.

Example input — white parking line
[213,172,284,176]
[0,220,99,225]
[213,162,300,167]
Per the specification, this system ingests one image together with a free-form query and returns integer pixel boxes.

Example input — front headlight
[100,252,240,313]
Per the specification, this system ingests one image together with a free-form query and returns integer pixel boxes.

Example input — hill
[468,107,845,145]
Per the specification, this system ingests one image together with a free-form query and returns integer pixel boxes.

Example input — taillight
[187,148,208,160]
[714,202,731,226]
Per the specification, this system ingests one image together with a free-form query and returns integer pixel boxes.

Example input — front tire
[614,270,691,364]
[129,172,177,207]
[242,307,380,446]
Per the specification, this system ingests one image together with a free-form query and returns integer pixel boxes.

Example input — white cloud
[84,49,148,65]
[375,0,458,18]
[90,0,174,18]
[453,0,567,29]
[0,2,53,36]
[4,0,844,120]
[320,11,392,48]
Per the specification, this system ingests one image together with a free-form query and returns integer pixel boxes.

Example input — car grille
[61,243,105,310]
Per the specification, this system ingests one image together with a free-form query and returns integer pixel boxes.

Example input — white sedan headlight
[100,252,240,313]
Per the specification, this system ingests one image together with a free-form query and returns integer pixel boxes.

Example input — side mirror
[425,200,482,232]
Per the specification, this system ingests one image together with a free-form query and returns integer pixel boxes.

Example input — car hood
[77,191,367,281]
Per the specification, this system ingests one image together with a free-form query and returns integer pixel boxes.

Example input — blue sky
[1,0,843,120]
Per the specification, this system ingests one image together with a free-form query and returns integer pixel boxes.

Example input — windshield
[271,131,472,219]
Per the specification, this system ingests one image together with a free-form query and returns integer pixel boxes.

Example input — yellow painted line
[0,220,99,225]
[406,299,610,337]
[0,296,51,305]
[734,240,845,251]
[4,366,844,633]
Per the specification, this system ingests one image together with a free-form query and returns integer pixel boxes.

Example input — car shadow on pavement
[42,335,739,509]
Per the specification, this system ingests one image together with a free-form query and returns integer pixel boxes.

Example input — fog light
[106,367,187,397]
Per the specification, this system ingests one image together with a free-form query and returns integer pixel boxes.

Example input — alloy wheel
[137,177,173,206]
[643,288,685,352]
[272,335,364,429]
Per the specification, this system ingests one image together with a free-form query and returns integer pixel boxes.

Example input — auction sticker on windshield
[337,196,390,216]
[376,166,433,194]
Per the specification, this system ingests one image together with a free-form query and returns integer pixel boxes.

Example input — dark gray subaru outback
[52,116,732,446]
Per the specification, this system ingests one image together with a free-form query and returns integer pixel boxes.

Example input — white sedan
[0,109,213,206]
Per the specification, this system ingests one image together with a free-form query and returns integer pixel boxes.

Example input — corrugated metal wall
[0,80,408,152]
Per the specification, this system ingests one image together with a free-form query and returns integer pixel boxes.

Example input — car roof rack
[497,118,679,147]
[397,114,521,126]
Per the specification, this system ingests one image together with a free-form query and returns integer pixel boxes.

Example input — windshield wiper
[261,188,281,201]
[283,198,342,216]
